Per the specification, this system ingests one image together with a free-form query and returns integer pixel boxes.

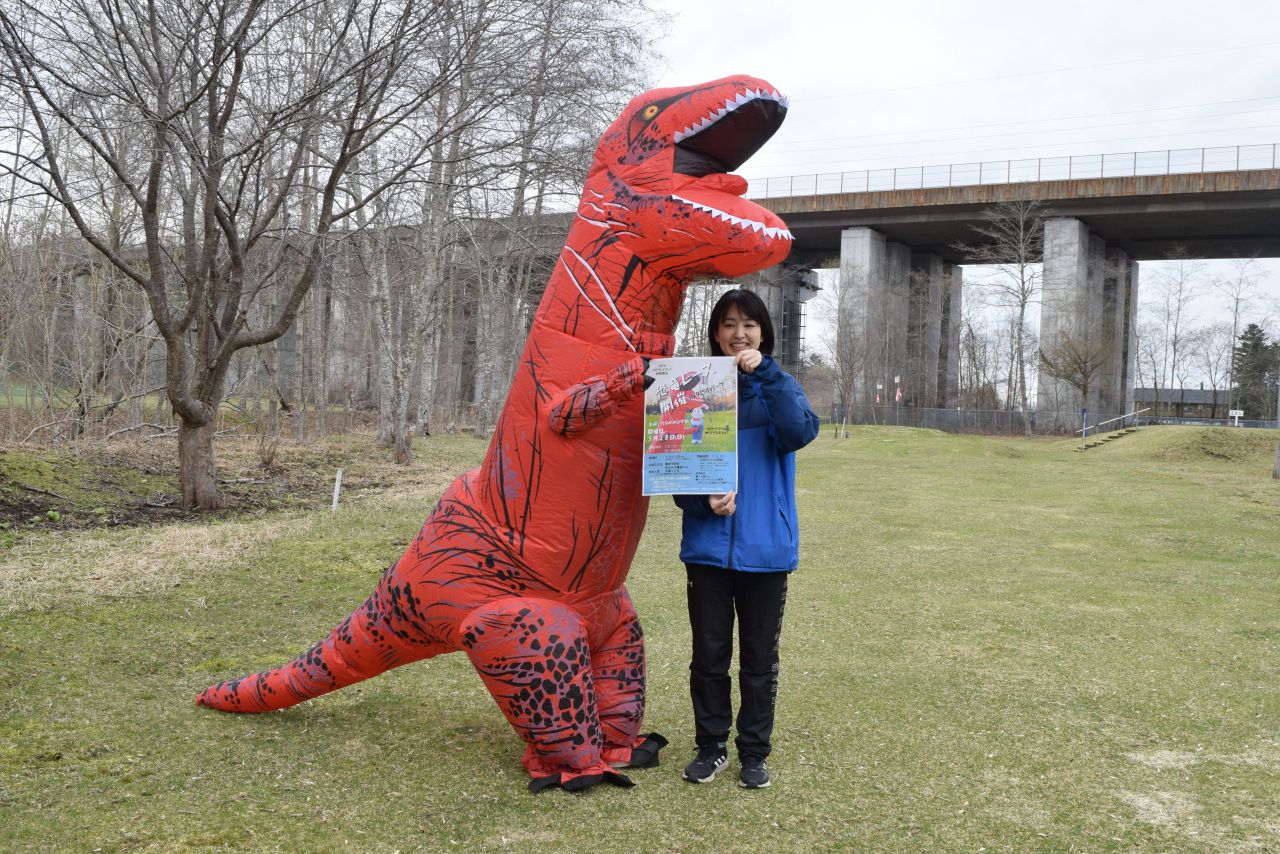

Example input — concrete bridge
[757,159,1280,431]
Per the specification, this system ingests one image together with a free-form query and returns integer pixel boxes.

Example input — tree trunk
[393,433,412,465]
[179,419,223,509]
[1015,305,1031,437]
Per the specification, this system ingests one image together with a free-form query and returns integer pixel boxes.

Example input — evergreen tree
[1231,324,1279,419]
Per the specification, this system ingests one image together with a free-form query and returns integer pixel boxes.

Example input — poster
[641,356,737,495]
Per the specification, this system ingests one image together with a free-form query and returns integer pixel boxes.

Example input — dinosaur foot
[607,731,669,770]
[529,765,635,794]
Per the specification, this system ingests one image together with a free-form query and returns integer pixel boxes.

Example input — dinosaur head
[582,75,793,281]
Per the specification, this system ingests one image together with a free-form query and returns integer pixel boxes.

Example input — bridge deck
[758,168,1280,263]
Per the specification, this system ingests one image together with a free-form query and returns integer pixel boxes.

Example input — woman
[675,289,820,789]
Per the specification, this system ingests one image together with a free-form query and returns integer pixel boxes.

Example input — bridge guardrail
[748,143,1280,198]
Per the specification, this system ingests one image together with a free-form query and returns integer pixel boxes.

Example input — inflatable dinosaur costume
[198,75,793,792]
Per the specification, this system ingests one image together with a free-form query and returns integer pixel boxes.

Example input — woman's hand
[734,349,762,374]
[709,492,736,516]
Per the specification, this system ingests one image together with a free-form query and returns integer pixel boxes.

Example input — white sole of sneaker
[738,778,771,789]
[683,760,728,783]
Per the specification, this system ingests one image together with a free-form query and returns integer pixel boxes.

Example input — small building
[1132,387,1230,419]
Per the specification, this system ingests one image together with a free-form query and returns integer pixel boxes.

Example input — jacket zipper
[726,373,748,568]
[727,510,736,568]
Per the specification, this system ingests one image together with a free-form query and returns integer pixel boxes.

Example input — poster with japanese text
[641,356,737,495]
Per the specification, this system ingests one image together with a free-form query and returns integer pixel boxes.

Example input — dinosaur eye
[642,105,659,119]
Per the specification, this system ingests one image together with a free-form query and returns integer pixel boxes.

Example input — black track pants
[685,563,789,759]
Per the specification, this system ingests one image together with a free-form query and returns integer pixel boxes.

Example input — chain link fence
[1138,415,1280,430]
[829,404,1031,435]
[826,405,1280,435]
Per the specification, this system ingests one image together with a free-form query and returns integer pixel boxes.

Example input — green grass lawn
[2,427,1278,852]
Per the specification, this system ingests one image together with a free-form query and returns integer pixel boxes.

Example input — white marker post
[1229,409,1243,427]
[331,468,344,512]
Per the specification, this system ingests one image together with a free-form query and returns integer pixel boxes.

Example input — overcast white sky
[647,0,1280,336]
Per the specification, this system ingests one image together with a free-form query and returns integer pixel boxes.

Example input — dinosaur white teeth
[669,194,792,242]
[672,86,790,143]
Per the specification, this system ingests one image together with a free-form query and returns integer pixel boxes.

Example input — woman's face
[716,305,762,355]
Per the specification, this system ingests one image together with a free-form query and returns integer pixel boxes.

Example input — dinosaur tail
[197,565,447,713]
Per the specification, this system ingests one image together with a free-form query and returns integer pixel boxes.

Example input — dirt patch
[0,433,481,612]
[1125,745,1280,773]
[0,514,318,612]
[1125,749,1201,770]
[1115,790,1203,834]
[0,434,472,537]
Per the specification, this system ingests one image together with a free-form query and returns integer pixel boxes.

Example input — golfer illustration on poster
[642,356,737,495]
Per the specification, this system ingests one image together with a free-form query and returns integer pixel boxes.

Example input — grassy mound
[1100,425,1280,464]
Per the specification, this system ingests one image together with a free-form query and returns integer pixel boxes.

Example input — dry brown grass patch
[0,513,318,613]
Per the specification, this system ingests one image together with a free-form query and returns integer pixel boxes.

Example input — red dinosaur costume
[198,75,793,792]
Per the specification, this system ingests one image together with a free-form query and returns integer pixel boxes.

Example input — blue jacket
[674,356,819,572]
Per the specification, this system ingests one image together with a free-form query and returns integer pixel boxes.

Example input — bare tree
[1039,329,1109,429]
[1194,321,1234,418]
[1132,318,1164,414]
[674,279,735,356]
[1,0,490,506]
[812,268,868,423]
[1144,250,1204,406]
[958,315,1003,410]
[464,0,654,439]
[1211,257,1261,409]
[954,199,1043,435]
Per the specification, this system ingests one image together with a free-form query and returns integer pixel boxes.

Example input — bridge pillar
[746,263,820,376]
[908,251,945,407]
[1100,247,1140,420]
[1121,255,1140,415]
[839,228,960,412]
[939,263,963,408]
[1038,218,1136,432]
[880,242,911,398]
[837,227,884,404]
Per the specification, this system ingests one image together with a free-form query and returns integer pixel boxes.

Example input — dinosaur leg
[460,596,633,793]
[593,592,668,769]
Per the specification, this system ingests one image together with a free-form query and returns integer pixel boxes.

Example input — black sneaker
[682,744,728,783]
[739,756,770,788]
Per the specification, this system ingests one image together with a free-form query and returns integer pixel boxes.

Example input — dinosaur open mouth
[673,88,789,178]
[669,194,793,241]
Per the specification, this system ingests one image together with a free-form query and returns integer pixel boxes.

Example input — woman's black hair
[707,288,775,356]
